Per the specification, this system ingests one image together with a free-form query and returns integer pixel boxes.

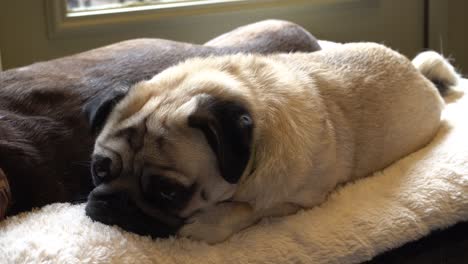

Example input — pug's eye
[141,173,192,211]
[159,189,178,201]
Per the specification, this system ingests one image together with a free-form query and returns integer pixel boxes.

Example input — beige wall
[448,1,468,74]
[0,0,425,70]
[429,0,468,75]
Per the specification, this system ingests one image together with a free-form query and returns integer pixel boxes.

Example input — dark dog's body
[0,20,320,216]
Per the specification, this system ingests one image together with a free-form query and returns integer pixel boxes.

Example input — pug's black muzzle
[85,190,183,238]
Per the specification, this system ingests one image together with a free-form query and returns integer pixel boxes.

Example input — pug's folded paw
[0,168,11,220]
[178,202,254,244]
[178,212,235,244]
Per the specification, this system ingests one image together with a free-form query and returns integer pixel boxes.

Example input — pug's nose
[91,155,113,185]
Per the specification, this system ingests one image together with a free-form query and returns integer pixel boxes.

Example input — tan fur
[95,42,457,244]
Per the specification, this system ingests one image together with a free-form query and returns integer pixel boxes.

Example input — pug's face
[84,61,254,237]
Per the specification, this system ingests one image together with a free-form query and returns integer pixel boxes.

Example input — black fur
[431,79,450,96]
[86,191,182,238]
[188,96,253,184]
[83,87,128,133]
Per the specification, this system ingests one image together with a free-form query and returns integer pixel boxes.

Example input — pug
[0,19,320,221]
[86,42,459,244]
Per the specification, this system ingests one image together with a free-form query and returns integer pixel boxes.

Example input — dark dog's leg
[0,168,11,220]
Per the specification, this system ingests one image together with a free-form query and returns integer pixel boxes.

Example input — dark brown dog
[0,20,320,221]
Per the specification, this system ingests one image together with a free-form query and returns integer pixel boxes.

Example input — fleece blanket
[0,77,467,263]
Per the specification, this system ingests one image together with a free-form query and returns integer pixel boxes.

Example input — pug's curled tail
[412,51,460,96]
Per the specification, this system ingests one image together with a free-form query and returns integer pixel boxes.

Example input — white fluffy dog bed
[0,79,467,263]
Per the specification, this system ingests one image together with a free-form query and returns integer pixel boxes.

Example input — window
[47,0,251,38]
[64,0,244,17]
[67,0,154,12]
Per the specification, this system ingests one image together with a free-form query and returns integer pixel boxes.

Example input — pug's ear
[188,95,253,184]
[83,87,128,133]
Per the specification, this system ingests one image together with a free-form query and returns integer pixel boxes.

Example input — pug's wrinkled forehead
[85,60,255,218]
